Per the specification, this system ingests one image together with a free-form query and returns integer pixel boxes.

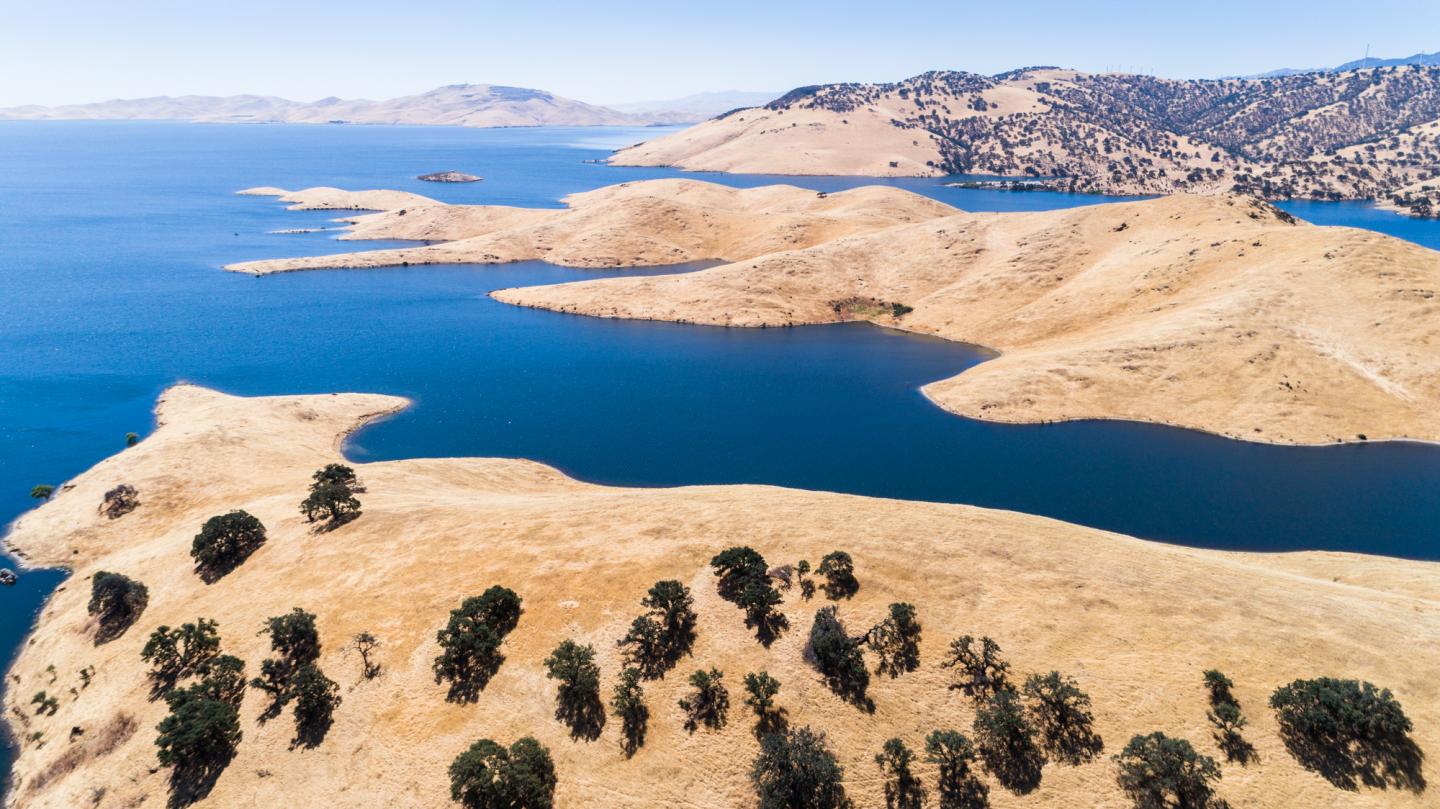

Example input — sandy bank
[224,179,957,274]
[4,386,1438,808]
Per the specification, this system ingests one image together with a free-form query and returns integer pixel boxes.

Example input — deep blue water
[2,121,1439,793]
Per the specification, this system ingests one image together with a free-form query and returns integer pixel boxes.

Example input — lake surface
[2,121,1439,793]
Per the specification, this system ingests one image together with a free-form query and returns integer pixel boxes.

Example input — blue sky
[3,0,1437,106]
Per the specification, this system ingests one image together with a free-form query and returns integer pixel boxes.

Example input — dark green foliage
[169,655,247,708]
[816,551,859,600]
[710,546,787,645]
[610,667,648,758]
[617,580,697,678]
[31,692,58,716]
[973,688,1043,794]
[806,607,870,709]
[1202,670,1255,765]
[1114,732,1221,809]
[142,619,222,695]
[750,726,852,809]
[449,736,557,809]
[710,546,769,601]
[190,511,267,582]
[30,484,54,500]
[1269,677,1423,791]
[544,640,604,740]
[1022,671,1103,764]
[311,463,358,490]
[88,570,149,643]
[290,663,341,749]
[925,730,989,809]
[942,636,1010,700]
[300,481,360,528]
[249,608,321,720]
[126,432,139,447]
[433,587,522,702]
[875,738,924,809]
[744,671,787,736]
[796,559,816,600]
[865,602,921,678]
[679,667,730,732]
[154,690,241,806]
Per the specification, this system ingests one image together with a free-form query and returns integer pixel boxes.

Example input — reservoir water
[2,121,1438,793]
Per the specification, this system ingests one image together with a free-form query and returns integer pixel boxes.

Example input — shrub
[449,736,556,809]
[865,602,921,678]
[807,607,869,707]
[100,484,138,518]
[1022,671,1103,764]
[611,667,648,757]
[190,510,267,582]
[30,484,54,501]
[942,636,1010,700]
[433,587,522,702]
[88,571,148,644]
[816,551,859,599]
[973,688,1043,794]
[142,619,222,694]
[875,738,924,809]
[544,640,604,740]
[924,730,989,809]
[290,663,341,749]
[1269,677,1421,791]
[751,726,851,809]
[679,667,730,732]
[1113,732,1221,809]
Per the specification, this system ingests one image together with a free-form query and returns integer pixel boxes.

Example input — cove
[2,121,1439,795]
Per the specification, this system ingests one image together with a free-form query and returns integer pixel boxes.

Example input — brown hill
[611,66,1440,210]
[4,386,1437,809]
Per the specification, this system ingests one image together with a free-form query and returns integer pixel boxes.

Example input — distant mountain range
[612,65,1440,215]
[0,84,701,127]
[610,90,781,119]
[1243,50,1440,78]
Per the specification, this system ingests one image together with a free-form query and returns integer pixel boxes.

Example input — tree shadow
[1279,726,1426,793]
[1215,729,1259,766]
[753,708,789,739]
[1041,718,1104,766]
[193,547,261,585]
[557,693,606,741]
[166,751,234,809]
[438,653,504,704]
[749,610,789,648]
[619,704,648,758]
[311,510,360,534]
[939,776,990,809]
[884,772,924,809]
[290,707,335,750]
[980,743,1043,795]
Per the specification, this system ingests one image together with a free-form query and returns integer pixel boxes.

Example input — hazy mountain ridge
[0,84,694,127]
[1246,50,1440,78]
[612,65,1440,214]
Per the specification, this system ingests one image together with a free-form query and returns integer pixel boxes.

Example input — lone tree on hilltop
[544,640,604,740]
[433,586,522,703]
[1113,732,1221,809]
[610,667,648,758]
[925,730,989,809]
[448,736,556,809]
[816,551,859,599]
[190,510,267,582]
[973,687,1043,794]
[875,737,925,809]
[1269,677,1421,791]
[679,667,730,732]
[751,726,851,809]
[142,618,222,695]
[942,636,1010,700]
[1022,671,1103,765]
[807,606,870,709]
[864,602,921,678]
[88,570,149,644]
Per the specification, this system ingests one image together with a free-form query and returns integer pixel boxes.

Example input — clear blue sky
[3,0,1437,106]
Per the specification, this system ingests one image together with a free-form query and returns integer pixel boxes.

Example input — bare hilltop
[228,180,1440,445]
[5,386,1436,809]
[611,66,1440,215]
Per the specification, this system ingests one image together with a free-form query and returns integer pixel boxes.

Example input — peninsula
[4,386,1435,808]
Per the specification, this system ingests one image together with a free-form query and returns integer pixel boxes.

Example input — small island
[416,170,482,183]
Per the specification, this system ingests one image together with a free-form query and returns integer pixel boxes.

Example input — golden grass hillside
[4,386,1438,809]
[496,192,1440,445]
[225,180,958,275]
